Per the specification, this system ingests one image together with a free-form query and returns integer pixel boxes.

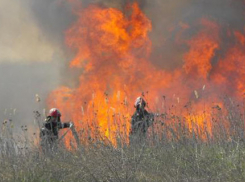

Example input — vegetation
[1,97,245,182]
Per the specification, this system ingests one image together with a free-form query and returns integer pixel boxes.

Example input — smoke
[29,0,74,46]
[0,0,63,63]
[0,62,60,126]
[140,0,245,70]
[0,0,67,132]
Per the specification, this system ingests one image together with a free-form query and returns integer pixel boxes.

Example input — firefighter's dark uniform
[40,116,71,151]
[130,105,154,144]
[131,108,150,135]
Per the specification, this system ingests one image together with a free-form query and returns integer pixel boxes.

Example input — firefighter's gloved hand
[45,116,51,122]
[69,122,74,128]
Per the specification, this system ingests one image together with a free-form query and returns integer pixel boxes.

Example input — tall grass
[1,97,245,181]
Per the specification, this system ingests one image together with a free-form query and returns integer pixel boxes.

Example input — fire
[48,1,245,147]
[48,2,164,146]
[183,19,219,79]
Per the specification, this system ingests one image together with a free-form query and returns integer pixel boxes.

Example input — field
[1,98,245,182]
[1,140,245,182]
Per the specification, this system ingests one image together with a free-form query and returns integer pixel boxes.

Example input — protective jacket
[40,116,71,145]
[131,109,152,134]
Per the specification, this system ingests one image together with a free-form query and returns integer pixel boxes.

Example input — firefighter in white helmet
[134,96,147,113]
[130,97,153,141]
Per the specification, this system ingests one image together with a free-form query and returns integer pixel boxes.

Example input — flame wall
[47,0,245,146]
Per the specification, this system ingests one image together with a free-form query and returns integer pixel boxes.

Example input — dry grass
[1,97,245,182]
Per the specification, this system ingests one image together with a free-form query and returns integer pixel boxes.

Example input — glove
[69,122,74,128]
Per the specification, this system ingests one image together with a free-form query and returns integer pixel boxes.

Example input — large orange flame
[48,2,245,147]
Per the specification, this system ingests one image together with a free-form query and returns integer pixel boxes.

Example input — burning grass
[1,97,245,181]
[48,1,245,148]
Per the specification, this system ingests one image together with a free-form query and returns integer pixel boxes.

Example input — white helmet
[134,97,146,108]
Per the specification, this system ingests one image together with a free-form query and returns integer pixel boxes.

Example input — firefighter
[40,108,72,151]
[130,97,154,143]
